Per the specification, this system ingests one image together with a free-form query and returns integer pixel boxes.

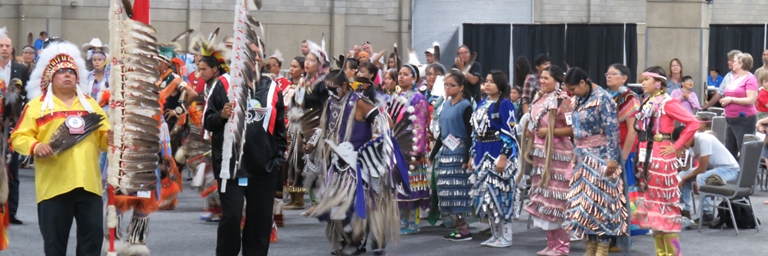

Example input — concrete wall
[412,0,532,70]
[0,0,411,66]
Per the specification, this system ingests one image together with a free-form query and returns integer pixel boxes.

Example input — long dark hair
[201,55,226,75]
[609,63,631,86]
[489,70,511,116]
[444,69,472,102]
[564,67,593,107]
[514,56,533,87]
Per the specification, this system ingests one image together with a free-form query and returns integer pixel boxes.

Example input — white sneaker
[481,237,498,246]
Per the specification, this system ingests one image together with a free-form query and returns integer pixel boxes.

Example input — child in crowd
[756,72,768,120]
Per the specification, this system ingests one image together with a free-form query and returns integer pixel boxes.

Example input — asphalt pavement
[6,168,768,255]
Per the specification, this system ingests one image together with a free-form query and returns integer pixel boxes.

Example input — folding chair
[697,137,762,235]
[708,107,724,116]
[711,116,726,144]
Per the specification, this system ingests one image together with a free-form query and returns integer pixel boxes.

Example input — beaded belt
[475,130,500,142]
[575,134,606,148]
[637,131,671,142]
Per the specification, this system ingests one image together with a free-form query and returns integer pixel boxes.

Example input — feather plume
[27,32,33,46]
[47,113,105,155]
[208,27,220,45]
[433,41,440,62]
[4,78,24,124]
[393,43,400,69]
[121,0,134,18]
[171,29,194,43]
[247,0,262,10]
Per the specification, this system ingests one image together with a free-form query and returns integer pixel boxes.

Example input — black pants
[216,170,277,256]
[725,114,757,160]
[38,188,103,256]
[8,152,19,217]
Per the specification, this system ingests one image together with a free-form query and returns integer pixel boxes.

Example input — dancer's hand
[35,143,53,158]
[659,145,677,156]
[605,161,617,176]
[536,127,547,138]
[496,155,507,173]
[221,102,234,119]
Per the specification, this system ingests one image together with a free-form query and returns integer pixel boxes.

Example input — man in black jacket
[204,41,286,256]
[0,27,29,225]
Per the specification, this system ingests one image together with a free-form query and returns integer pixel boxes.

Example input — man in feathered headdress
[10,40,111,255]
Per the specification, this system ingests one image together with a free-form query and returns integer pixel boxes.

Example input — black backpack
[716,200,761,229]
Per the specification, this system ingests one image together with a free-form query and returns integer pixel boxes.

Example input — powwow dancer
[633,66,698,256]
[391,63,431,235]
[522,65,573,256]
[186,29,229,222]
[469,70,519,247]
[287,39,330,217]
[308,63,409,256]
[561,67,627,256]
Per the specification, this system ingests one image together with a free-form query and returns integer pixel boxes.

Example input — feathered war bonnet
[27,41,94,115]
[190,28,230,73]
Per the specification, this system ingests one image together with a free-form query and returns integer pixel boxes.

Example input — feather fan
[47,113,105,155]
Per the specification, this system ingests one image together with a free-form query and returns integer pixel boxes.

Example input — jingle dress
[633,93,699,232]
[563,87,628,237]
[469,98,519,220]
[524,89,573,228]
[429,98,473,214]
[612,86,646,237]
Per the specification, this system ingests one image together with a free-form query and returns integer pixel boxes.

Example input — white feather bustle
[406,106,415,114]
[27,41,91,101]
[408,115,417,121]
[0,27,7,40]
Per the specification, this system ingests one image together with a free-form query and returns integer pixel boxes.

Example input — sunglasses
[56,69,76,75]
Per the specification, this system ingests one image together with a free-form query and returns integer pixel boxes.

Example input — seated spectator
[673,125,740,224]
[708,67,723,88]
[670,76,700,114]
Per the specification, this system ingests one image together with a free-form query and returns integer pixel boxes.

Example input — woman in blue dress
[561,67,627,256]
[469,70,519,248]
[427,70,473,241]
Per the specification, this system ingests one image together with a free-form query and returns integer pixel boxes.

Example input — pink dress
[524,90,574,226]
[634,94,698,232]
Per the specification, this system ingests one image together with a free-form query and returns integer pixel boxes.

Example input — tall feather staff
[106,0,161,254]
[219,0,262,192]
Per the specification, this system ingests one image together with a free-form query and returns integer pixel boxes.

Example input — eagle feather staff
[219,0,262,192]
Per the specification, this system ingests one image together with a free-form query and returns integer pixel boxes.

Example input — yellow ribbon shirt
[10,94,110,203]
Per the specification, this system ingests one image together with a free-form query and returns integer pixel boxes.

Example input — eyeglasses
[56,69,76,75]
[362,41,370,45]
[605,72,621,77]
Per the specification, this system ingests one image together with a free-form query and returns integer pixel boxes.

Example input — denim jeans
[680,166,740,214]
